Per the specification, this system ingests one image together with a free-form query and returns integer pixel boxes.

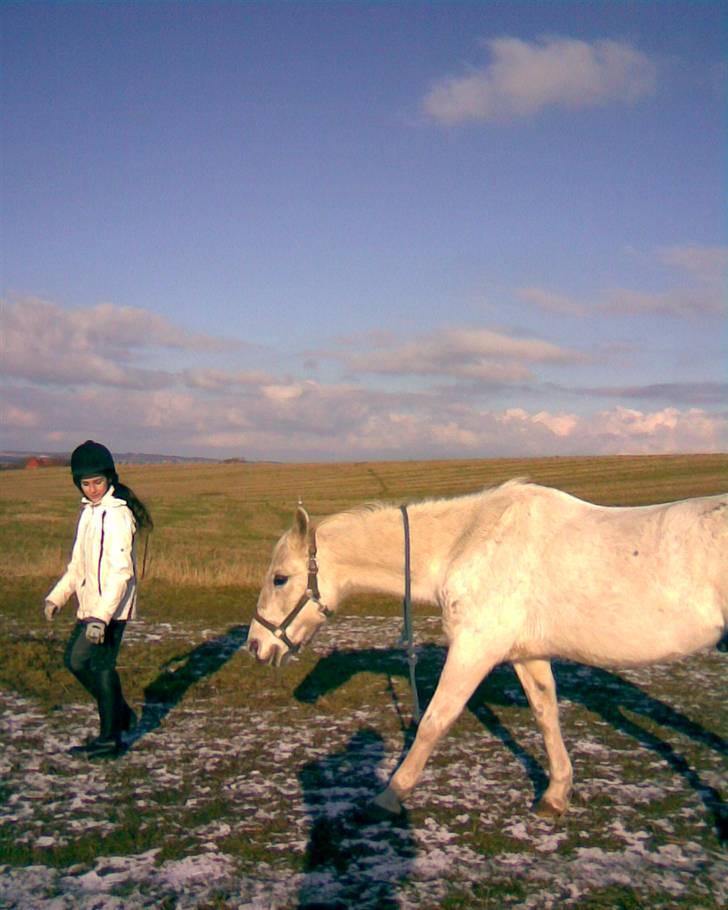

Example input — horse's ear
[293,505,309,544]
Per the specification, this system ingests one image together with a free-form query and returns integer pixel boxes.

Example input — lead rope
[140,531,151,580]
[400,505,421,724]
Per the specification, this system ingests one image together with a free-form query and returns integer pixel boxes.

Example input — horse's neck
[318,502,454,605]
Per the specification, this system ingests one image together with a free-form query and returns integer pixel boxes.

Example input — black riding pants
[64,620,129,740]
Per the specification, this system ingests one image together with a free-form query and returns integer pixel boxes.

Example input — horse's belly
[535,606,723,667]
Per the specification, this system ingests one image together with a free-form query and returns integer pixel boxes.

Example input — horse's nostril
[248,638,259,656]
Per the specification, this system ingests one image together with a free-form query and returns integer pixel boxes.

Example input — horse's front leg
[512,659,572,817]
[371,640,498,816]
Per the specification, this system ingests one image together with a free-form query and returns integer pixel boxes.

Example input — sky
[1,0,726,462]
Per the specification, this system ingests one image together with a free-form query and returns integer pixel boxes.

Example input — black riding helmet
[70,440,118,491]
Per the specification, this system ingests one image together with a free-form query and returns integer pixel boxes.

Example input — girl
[44,440,153,758]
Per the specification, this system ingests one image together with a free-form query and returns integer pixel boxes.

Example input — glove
[85,619,107,644]
[44,600,60,621]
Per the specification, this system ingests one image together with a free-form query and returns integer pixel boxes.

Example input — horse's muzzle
[246,638,269,664]
[246,637,260,658]
[246,636,288,667]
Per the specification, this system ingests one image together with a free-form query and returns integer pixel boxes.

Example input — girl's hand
[44,600,60,621]
[85,619,107,644]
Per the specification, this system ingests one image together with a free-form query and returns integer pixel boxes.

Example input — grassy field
[0,454,726,909]
[1,451,726,589]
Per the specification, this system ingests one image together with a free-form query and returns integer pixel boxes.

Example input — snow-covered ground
[1,617,725,909]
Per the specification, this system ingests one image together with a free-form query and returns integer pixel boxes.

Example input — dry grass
[1,453,725,587]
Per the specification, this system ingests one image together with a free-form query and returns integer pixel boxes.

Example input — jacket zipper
[98,510,106,595]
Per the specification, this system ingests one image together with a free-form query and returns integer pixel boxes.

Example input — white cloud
[532,411,579,437]
[182,368,274,390]
[517,287,587,316]
[345,327,585,382]
[2,296,723,461]
[423,36,657,125]
[604,244,727,316]
[77,301,232,351]
[0,297,238,389]
[490,406,724,455]
[582,382,728,405]
[521,243,727,320]
[603,287,724,317]
[0,402,38,428]
[657,245,728,283]
[261,383,306,403]
[579,406,724,454]
[3,375,724,462]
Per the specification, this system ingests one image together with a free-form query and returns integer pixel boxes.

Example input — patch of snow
[1,619,726,909]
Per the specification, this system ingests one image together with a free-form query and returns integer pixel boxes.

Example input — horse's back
[445,484,728,667]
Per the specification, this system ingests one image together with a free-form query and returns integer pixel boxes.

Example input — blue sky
[1,1,726,460]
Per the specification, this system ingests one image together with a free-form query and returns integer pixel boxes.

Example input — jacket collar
[81,485,123,508]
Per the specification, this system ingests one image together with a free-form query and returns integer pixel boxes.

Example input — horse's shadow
[297,726,416,910]
[129,624,248,742]
[294,644,727,842]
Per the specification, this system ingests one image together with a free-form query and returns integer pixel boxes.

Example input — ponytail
[109,474,154,531]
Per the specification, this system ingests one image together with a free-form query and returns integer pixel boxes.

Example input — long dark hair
[109,473,154,531]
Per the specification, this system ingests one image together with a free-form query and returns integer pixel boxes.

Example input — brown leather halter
[252,528,333,654]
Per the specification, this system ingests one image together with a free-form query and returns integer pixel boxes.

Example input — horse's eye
[273,574,289,587]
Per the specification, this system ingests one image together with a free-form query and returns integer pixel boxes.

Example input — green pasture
[0,454,726,908]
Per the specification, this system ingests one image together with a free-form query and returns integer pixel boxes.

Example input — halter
[252,528,333,654]
[253,511,421,724]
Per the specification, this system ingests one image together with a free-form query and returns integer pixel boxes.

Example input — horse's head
[247,505,335,667]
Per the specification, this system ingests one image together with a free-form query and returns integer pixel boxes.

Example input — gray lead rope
[400,504,422,724]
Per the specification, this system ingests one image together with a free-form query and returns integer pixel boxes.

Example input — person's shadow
[297,727,416,910]
[129,624,248,742]
[294,644,727,843]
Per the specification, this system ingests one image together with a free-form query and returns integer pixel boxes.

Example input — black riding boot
[64,620,129,757]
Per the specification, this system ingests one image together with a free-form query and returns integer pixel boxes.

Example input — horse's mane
[317,477,531,527]
[318,500,389,526]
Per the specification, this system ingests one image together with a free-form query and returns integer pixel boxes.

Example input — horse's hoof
[354,800,405,826]
[354,789,405,825]
[534,798,566,818]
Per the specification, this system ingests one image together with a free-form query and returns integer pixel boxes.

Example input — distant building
[24,455,66,469]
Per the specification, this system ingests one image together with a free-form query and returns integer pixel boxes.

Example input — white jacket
[47,486,138,624]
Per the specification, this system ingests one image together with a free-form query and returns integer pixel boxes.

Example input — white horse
[247,479,727,819]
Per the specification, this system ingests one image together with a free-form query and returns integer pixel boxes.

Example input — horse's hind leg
[512,659,572,817]
[371,641,497,816]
